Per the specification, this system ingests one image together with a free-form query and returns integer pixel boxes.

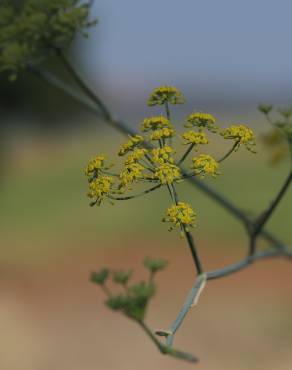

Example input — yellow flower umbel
[148,86,185,106]
[163,202,196,231]
[221,125,256,152]
[185,112,217,132]
[118,135,144,156]
[153,163,181,184]
[119,162,145,189]
[150,127,175,141]
[141,116,171,132]
[192,154,220,178]
[85,154,107,177]
[151,146,175,164]
[182,131,209,146]
[87,175,115,206]
[125,148,148,165]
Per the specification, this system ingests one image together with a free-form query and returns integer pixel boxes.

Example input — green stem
[166,183,203,275]
[109,184,161,201]
[217,141,239,163]
[177,143,195,166]
[137,321,198,363]
[249,170,292,255]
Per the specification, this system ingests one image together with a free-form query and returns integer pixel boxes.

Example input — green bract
[0,0,96,80]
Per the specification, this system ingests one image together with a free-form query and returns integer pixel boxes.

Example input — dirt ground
[0,244,291,370]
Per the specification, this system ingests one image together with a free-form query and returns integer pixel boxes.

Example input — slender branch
[56,49,113,122]
[137,321,198,363]
[207,247,292,280]
[249,171,292,255]
[166,183,203,275]
[29,65,286,249]
[109,184,162,201]
[217,141,239,163]
[177,143,195,166]
[156,274,206,347]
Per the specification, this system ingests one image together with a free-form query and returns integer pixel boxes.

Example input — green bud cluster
[0,0,97,81]
[91,258,168,321]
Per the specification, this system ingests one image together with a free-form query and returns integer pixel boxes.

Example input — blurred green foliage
[0,0,96,81]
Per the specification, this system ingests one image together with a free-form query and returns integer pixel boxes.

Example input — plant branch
[217,141,239,163]
[109,184,162,201]
[137,321,198,363]
[177,143,195,166]
[249,171,292,255]
[156,274,207,347]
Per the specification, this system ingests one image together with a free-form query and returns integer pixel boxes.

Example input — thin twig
[109,184,162,201]
[249,171,292,255]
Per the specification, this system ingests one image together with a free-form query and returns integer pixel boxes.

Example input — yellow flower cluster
[182,131,209,146]
[141,116,171,131]
[185,112,217,132]
[221,125,256,152]
[120,162,145,189]
[151,146,175,164]
[118,135,144,156]
[148,86,185,106]
[163,202,196,231]
[150,127,175,141]
[87,175,115,205]
[85,154,107,177]
[125,148,148,165]
[85,85,256,234]
[192,154,219,177]
[153,163,181,184]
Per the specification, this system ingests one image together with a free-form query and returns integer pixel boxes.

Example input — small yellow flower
[182,131,209,146]
[163,202,196,231]
[148,86,185,106]
[85,154,107,177]
[185,112,216,131]
[125,148,148,165]
[141,116,171,132]
[118,135,144,156]
[221,125,256,152]
[87,175,115,205]
[192,154,219,177]
[151,146,175,164]
[119,162,145,188]
[152,163,181,184]
[150,127,175,141]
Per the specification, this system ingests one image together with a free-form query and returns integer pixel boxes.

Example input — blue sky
[72,0,292,111]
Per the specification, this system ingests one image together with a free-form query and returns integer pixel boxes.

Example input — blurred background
[0,1,292,369]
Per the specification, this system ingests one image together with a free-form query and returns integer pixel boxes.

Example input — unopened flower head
[182,131,209,146]
[148,86,185,106]
[87,175,115,205]
[118,135,144,156]
[151,146,175,164]
[163,202,196,231]
[221,125,256,152]
[185,112,216,132]
[141,116,171,132]
[153,163,181,184]
[192,154,220,178]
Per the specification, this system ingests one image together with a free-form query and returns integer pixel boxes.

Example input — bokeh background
[0,1,292,369]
